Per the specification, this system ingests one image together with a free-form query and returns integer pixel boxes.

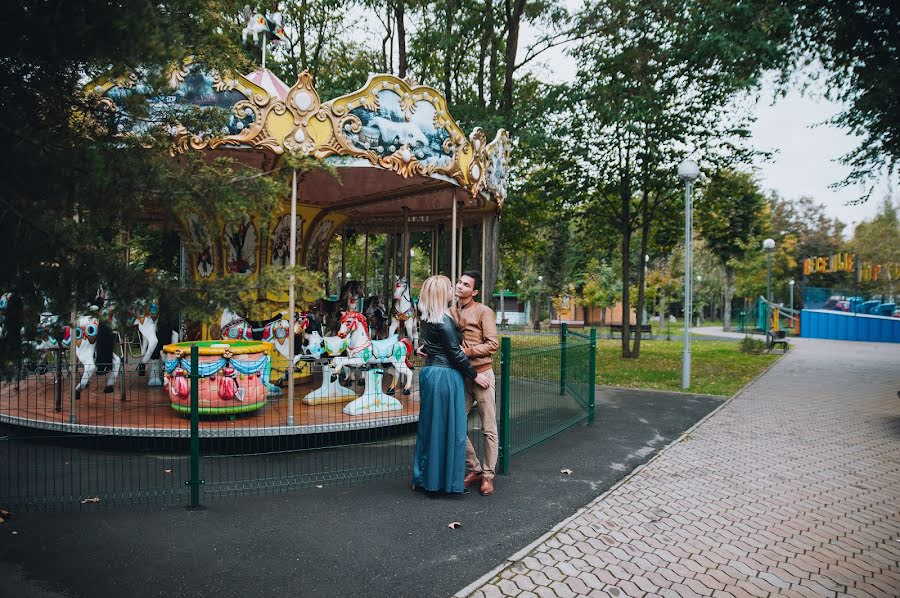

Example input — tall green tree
[561,0,790,358]
[850,198,899,297]
[695,170,766,330]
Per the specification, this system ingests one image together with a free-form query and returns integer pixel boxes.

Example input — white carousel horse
[332,311,414,416]
[300,329,358,404]
[127,300,163,386]
[240,6,285,44]
[66,313,122,399]
[388,277,418,349]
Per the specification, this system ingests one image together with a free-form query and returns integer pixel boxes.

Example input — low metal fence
[0,331,597,511]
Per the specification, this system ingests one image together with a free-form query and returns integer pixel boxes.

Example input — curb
[454,347,792,597]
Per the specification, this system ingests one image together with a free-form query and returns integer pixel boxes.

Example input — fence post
[559,322,567,396]
[54,348,62,412]
[187,344,203,509]
[588,328,597,425]
[498,336,511,475]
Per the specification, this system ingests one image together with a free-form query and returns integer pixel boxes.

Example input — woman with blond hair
[413,275,490,494]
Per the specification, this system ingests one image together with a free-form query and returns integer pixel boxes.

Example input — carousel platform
[0,364,421,438]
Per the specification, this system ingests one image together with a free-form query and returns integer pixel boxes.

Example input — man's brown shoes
[479,477,494,496]
[463,471,483,488]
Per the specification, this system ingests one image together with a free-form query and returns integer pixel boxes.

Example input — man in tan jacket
[452,270,500,496]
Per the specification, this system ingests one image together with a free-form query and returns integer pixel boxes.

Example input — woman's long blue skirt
[412,365,467,493]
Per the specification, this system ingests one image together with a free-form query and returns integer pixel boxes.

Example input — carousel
[0,45,509,438]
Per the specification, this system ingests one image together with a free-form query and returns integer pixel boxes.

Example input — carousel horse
[219,308,318,388]
[67,311,122,399]
[298,329,359,404]
[0,292,11,340]
[363,295,389,340]
[240,6,285,44]
[388,277,419,349]
[332,311,414,398]
[339,280,366,314]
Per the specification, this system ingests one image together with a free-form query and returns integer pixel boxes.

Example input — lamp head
[538,275,543,282]
[789,278,795,287]
[763,238,775,251]
[677,160,700,182]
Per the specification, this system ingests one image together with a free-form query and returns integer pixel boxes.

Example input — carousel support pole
[287,169,298,427]
[179,237,186,341]
[383,233,391,299]
[457,216,464,283]
[431,227,439,275]
[451,198,458,296]
[68,299,77,424]
[340,230,346,293]
[402,207,410,281]
[481,217,487,290]
[363,233,369,295]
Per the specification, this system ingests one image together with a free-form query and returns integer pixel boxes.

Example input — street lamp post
[763,238,775,303]
[789,277,795,330]
[537,275,544,329]
[678,159,700,390]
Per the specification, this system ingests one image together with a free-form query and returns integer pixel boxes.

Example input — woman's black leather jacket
[420,314,477,379]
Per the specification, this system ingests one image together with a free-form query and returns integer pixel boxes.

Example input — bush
[739,335,767,354]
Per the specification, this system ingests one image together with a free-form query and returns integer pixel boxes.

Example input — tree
[0,2,325,364]
[560,0,789,358]
[581,259,622,326]
[695,170,766,330]
[785,1,900,194]
[850,198,900,297]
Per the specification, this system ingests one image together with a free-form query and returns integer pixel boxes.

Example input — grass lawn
[507,335,781,397]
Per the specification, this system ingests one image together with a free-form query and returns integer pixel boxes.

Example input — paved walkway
[458,338,900,598]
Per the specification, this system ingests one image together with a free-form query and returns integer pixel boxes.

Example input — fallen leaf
[80,497,100,504]
[448,521,462,530]
[560,469,573,475]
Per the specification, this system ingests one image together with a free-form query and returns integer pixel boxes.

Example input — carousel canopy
[88,60,510,225]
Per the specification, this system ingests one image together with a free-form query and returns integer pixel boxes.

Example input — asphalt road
[0,386,722,598]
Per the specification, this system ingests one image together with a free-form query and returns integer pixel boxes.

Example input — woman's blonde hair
[418,275,453,324]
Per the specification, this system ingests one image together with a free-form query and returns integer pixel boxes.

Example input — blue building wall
[801,309,900,343]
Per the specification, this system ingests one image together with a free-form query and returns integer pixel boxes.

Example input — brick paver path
[458,339,900,598]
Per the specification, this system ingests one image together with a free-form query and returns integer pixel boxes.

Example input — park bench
[549,320,585,330]
[766,329,789,352]
[609,323,652,338]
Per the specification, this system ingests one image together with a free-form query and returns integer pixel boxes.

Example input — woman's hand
[474,372,490,389]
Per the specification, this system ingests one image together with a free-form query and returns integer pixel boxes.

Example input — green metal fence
[1,331,596,510]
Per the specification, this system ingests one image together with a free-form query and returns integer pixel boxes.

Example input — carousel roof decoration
[88,60,510,208]
[244,68,291,100]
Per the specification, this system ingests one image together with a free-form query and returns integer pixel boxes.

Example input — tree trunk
[631,196,651,358]
[478,1,493,108]
[395,1,407,78]
[482,212,500,303]
[502,0,526,113]
[298,0,308,69]
[620,207,632,358]
[443,0,456,105]
[722,261,735,331]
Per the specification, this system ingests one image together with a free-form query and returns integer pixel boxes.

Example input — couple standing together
[413,271,500,497]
